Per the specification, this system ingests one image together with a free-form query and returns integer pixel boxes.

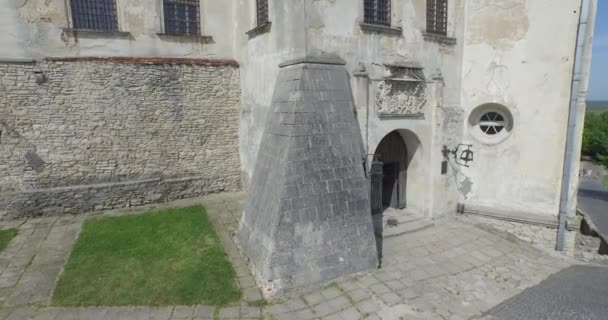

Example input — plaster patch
[467,1,529,50]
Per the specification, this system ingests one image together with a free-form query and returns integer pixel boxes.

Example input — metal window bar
[364,0,391,27]
[164,0,200,35]
[427,0,448,35]
[256,0,269,26]
[70,0,118,31]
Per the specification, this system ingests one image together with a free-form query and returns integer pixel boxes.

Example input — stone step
[385,212,425,225]
[383,218,435,238]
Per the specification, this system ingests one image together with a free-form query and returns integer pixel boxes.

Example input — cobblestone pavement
[0,193,586,319]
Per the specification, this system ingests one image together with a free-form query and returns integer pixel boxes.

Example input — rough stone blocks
[239,57,378,297]
[0,61,241,218]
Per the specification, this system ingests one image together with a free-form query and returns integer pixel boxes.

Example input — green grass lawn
[0,229,17,252]
[604,175,608,190]
[52,206,241,306]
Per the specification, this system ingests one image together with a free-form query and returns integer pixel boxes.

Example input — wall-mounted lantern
[442,144,474,167]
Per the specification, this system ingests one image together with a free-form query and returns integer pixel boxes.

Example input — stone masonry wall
[0,58,241,218]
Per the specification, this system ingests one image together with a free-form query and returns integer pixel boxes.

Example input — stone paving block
[335,279,360,292]
[336,307,361,320]
[303,291,324,306]
[233,264,250,278]
[408,269,431,282]
[219,306,240,319]
[379,292,401,306]
[313,302,338,317]
[4,307,37,320]
[347,288,371,302]
[0,276,19,289]
[320,286,342,300]
[193,305,214,318]
[368,283,391,295]
[355,298,379,314]
[238,275,256,289]
[385,279,405,291]
[240,306,261,319]
[243,286,263,302]
[291,308,316,320]
[356,275,379,287]
[283,298,308,311]
[471,251,492,263]
[172,306,195,318]
[397,287,420,300]
[328,296,351,310]
[480,247,504,259]
[1,266,26,279]
[265,303,289,315]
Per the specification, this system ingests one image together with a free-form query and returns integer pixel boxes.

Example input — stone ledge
[246,22,272,39]
[156,33,214,44]
[377,112,425,119]
[360,23,403,36]
[0,59,36,65]
[279,55,347,68]
[462,203,580,231]
[422,32,457,46]
[62,28,132,38]
[45,56,239,67]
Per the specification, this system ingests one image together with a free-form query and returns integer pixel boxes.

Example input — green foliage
[52,206,241,306]
[582,111,608,168]
[0,229,18,252]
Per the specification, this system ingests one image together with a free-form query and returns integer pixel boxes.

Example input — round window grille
[468,103,514,145]
[479,112,506,135]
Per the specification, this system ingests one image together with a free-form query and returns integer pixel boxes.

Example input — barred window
[70,0,118,31]
[427,0,448,35]
[256,0,269,26]
[164,0,200,35]
[364,0,391,27]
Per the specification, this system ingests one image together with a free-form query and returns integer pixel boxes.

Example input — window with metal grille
[164,0,200,35]
[256,0,269,26]
[364,0,391,27]
[427,0,448,35]
[70,0,118,31]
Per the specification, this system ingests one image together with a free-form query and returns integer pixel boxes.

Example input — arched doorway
[374,131,408,209]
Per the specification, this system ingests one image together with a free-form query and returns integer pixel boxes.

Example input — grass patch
[52,206,241,306]
[603,175,608,190]
[0,229,18,252]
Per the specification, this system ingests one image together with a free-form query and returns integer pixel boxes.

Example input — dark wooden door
[382,162,400,209]
[375,131,408,209]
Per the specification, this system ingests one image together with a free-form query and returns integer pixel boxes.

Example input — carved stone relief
[375,79,428,116]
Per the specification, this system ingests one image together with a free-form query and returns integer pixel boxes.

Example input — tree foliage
[582,111,608,168]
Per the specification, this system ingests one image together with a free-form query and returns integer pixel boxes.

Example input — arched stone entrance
[374,131,408,209]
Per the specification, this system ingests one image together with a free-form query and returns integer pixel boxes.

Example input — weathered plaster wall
[2,0,234,60]
[460,0,583,219]
[237,0,468,219]
[0,60,241,218]
[235,0,309,188]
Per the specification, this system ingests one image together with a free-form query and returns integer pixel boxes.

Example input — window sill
[246,22,272,39]
[377,112,425,119]
[62,28,132,38]
[360,23,402,36]
[156,33,214,44]
[422,32,457,46]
